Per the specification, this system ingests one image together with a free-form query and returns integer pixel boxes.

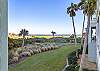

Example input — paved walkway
[82,54,97,70]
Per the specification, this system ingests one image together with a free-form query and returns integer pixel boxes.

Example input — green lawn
[9,44,80,71]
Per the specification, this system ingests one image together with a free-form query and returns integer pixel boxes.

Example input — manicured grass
[9,44,80,71]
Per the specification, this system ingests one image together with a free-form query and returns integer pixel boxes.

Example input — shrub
[20,52,31,58]
[33,49,39,54]
[28,49,34,55]
[76,37,81,43]
[8,37,22,49]
[12,57,19,63]
[41,47,46,52]
[65,65,79,71]
[47,46,52,50]
[68,56,77,65]
[66,49,80,71]
[38,49,42,53]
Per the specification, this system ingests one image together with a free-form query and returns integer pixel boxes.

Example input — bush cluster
[8,37,81,49]
[65,49,80,71]
[8,43,63,65]
[8,37,22,49]
[68,51,77,65]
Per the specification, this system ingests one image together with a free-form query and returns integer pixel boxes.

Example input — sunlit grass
[9,44,80,71]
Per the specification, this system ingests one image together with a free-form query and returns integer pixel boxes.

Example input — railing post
[96,0,100,71]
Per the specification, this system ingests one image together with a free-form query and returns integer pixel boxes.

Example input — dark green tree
[19,29,29,47]
[51,30,56,38]
[67,3,78,46]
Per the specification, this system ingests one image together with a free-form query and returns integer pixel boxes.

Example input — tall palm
[19,29,29,47]
[81,14,85,50]
[67,3,78,45]
[78,0,96,53]
[78,0,96,70]
[78,0,96,34]
[78,1,87,49]
[51,30,56,38]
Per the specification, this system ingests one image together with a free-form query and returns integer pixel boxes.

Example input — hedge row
[65,49,81,71]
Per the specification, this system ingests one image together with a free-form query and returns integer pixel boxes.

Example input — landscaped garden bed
[9,44,80,71]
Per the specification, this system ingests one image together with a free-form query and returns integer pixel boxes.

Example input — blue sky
[8,0,87,34]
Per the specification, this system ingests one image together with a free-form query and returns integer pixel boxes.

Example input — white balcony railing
[96,44,100,71]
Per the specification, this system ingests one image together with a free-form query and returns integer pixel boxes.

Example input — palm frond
[67,3,77,17]
[19,29,29,36]
[67,7,71,14]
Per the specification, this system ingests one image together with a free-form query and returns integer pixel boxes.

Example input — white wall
[96,0,100,71]
[88,20,97,62]
[0,0,8,71]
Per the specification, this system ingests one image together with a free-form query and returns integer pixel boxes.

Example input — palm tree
[77,0,96,70]
[69,34,75,43]
[82,14,85,46]
[51,30,56,38]
[78,1,87,50]
[78,0,96,34]
[67,3,78,45]
[19,29,29,47]
[78,0,96,53]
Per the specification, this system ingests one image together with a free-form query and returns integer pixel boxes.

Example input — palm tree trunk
[81,14,85,51]
[53,34,54,38]
[72,16,77,46]
[87,15,91,36]
[86,15,91,54]
[53,34,55,43]
[22,36,25,47]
